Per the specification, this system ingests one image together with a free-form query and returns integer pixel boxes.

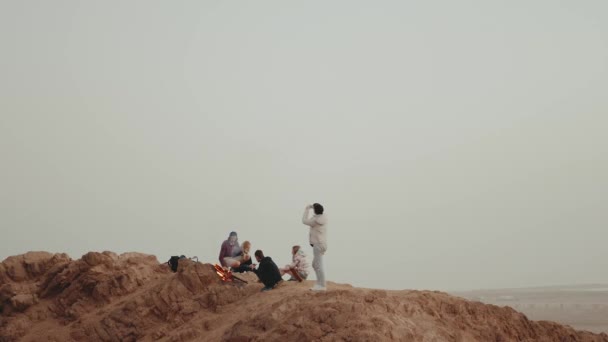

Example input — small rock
[10,294,38,312]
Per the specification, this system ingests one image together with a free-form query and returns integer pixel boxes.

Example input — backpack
[167,255,198,272]
[168,255,185,272]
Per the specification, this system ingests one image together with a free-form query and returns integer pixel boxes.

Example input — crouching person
[252,250,282,292]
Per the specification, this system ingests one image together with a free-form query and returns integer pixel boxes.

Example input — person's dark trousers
[231,256,253,273]
[233,264,251,273]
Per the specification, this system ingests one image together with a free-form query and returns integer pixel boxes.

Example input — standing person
[218,231,242,268]
[302,203,328,291]
[280,245,310,281]
[252,250,282,292]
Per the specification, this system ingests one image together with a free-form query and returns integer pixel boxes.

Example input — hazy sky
[1,1,607,291]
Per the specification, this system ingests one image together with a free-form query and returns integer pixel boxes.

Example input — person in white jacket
[280,245,311,281]
[302,203,328,291]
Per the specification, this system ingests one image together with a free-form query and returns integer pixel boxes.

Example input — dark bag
[168,255,199,272]
[168,255,185,272]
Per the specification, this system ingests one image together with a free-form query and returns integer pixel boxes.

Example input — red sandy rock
[1,252,607,342]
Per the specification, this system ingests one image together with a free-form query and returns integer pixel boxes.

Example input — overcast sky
[1,1,607,291]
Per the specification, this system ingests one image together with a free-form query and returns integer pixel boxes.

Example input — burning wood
[213,264,248,284]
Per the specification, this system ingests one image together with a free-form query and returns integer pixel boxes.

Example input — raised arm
[302,206,316,226]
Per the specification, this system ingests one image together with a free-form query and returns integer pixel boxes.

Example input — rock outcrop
[1,252,607,342]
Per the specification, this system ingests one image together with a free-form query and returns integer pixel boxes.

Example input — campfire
[213,264,248,284]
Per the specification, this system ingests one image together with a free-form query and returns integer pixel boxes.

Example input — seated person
[218,231,242,269]
[280,245,310,281]
[252,250,282,292]
[232,241,255,273]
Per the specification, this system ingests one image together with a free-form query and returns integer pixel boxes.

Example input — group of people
[218,203,328,292]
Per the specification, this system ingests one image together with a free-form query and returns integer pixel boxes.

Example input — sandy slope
[2,252,608,342]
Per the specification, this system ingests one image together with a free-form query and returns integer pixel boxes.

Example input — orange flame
[214,264,233,282]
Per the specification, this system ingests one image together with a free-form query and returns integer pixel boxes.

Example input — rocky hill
[2,252,607,342]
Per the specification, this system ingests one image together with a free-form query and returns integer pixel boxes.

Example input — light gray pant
[312,244,326,287]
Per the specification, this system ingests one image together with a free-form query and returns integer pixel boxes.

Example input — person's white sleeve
[288,254,301,269]
[302,207,315,226]
[293,254,302,269]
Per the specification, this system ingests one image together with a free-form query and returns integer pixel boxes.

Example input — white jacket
[302,207,328,251]
[289,249,311,275]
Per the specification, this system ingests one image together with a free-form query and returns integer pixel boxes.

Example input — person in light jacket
[280,245,310,281]
[302,203,328,291]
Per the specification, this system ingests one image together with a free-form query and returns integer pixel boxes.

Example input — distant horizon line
[451,282,608,293]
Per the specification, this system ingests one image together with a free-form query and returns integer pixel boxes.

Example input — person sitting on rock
[232,241,255,273]
[279,245,310,281]
[218,231,242,269]
[252,250,282,292]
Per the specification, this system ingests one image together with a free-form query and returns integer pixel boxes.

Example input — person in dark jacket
[252,250,282,292]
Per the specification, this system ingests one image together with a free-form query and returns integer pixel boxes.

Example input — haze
[1,1,607,291]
